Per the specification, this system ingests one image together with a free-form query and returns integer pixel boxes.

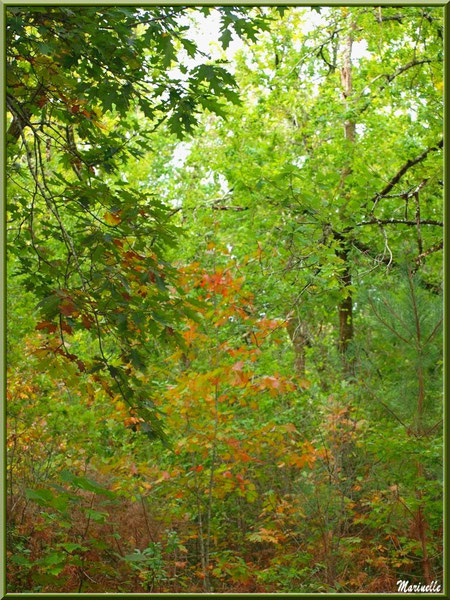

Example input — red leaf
[76,359,86,372]
[59,301,78,317]
[35,321,57,333]
[189,465,204,473]
[60,321,73,335]
[81,314,94,330]
[37,95,48,108]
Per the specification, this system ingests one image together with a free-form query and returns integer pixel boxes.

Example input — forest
[6,5,444,595]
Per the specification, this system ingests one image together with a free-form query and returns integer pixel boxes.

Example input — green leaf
[58,542,86,553]
[10,554,32,567]
[25,487,68,511]
[219,29,233,50]
[59,471,114,498]
[85,508,108,523]
[25,488,55,506]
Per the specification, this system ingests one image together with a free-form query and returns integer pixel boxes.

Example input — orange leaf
[283,423,297,433]
[104,211,121,226]
[232,361,245,372]
[238,452,252,463]
[93,120,108,130]
[288,454,308,468]
[190,465,204,473]
[298,378,311,389]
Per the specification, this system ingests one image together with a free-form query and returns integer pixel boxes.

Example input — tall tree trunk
[337,253,354,358]
[338,17,356,372]
[408,269,433,584]
[416,461,432,585]
[321,21,359,587]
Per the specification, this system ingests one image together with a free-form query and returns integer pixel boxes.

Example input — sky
[178,7,370,70]
[170,8,371,170]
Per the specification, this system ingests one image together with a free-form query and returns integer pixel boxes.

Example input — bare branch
[422,317,443,349]
[354,218,443,228]
[414,241,444,271]
[368,139,443,205]
[414,192,423,255]
[212,205,248,212]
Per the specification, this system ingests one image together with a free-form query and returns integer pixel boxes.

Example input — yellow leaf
[94,120,108,131]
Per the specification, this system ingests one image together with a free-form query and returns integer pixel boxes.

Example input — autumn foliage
[7,250,442,593]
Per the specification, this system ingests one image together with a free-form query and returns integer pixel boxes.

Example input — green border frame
[1,1,447,598]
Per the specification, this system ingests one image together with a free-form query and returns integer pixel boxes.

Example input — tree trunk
[287,316,306,376]
[338,17,356,371]
[408,269,433,584]
[416,462,432,585]
[337,251,354,357]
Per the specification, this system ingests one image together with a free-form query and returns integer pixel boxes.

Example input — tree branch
[357,59,432,116]
[211,205,248,212]
[368,139,443,206]
[414,241,444,270]
[354,218,443,228]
